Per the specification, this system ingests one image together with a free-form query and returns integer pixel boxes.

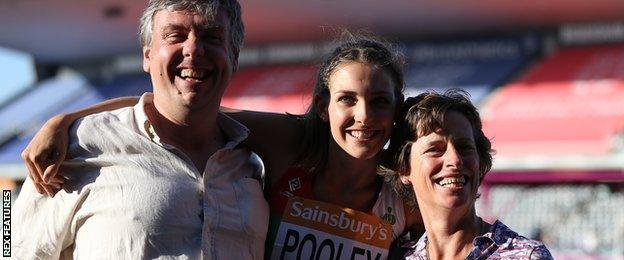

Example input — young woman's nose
[354,102,373,125]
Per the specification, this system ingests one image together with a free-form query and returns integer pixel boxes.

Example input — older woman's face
[405,110,481,210]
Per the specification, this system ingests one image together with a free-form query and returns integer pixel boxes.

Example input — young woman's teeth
[349,130,376,139]
[180,69,206,80]
[438,176,466,188]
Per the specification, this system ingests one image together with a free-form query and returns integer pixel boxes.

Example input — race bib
[271,197,393,260]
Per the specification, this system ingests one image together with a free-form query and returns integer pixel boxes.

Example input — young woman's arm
[221,107,304,186]
[24,96,304,196]
[21,96,139,196]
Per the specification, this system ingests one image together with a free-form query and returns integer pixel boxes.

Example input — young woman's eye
[337,96,356,105]
[372,97,391,107]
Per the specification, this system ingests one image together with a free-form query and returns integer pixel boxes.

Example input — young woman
[21,34,423,257]
[385,90,553,259]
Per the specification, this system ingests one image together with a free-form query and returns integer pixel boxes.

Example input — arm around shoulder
[21,96,140,196]
[222,108,304,184]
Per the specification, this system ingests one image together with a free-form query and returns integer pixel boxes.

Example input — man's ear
[142,46,151,73]
[314,94,329,122]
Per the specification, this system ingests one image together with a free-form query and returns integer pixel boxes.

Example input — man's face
[143,9,238,113]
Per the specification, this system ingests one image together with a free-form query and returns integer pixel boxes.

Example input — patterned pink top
[399,220,553,260]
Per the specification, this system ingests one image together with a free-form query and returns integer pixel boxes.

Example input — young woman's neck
[312,140,382,211]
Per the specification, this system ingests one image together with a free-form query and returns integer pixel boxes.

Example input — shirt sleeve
[12,177,86,259]
[529,244,554,260]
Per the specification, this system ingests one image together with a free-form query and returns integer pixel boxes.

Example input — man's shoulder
[73,106,136,134]
[68,106,143,154]
[77,106,134,127]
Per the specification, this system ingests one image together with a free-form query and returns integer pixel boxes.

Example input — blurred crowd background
[0,1,623,259]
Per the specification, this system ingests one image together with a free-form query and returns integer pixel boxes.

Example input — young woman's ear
[314,94,329,122]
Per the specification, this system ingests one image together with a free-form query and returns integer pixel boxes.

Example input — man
[12,0,268,259]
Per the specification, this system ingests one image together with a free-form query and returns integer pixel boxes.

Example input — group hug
[12,0,552,259]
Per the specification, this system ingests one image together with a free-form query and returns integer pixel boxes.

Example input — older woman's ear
[396,141,413,183]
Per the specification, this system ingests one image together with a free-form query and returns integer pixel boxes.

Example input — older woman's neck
[422,207,481,260]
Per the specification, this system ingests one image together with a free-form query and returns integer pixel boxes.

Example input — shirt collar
[477,220,516,247]
[401,220,514,258]
[216,111,250,149]
[134,93,153,141]
[134,92,250,149]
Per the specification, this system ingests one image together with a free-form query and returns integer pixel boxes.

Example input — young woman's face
[324,62,397,160]
[404,111,481,211]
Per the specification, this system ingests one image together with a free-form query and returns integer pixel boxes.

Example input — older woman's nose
[444,143,463,169]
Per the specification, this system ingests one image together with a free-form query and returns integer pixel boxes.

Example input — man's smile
[177,68,208,81]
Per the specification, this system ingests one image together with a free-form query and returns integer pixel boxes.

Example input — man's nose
[183,35,205,58]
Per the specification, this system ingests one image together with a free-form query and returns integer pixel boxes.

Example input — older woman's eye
[425,147,444,156]
[458,143,476,153]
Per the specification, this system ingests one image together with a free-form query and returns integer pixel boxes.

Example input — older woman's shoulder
[486,220,554,260]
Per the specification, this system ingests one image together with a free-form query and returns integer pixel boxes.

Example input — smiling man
[12,1,268,259]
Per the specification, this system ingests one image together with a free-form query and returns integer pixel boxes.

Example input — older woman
[385,90,553,259]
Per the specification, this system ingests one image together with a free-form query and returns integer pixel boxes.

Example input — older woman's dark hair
[381,89,493,207]
[297,31,406,173]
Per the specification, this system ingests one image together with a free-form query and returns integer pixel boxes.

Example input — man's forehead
[154,9,227,29]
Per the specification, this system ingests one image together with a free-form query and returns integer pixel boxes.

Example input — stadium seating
[481,44,624,157]
[477,184,624,256]
[0,72,92,145]
[404,35,540,105]
[222,64,316,113]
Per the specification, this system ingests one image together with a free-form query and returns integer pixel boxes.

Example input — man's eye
[165,33,184,42]
[204,34,223,42]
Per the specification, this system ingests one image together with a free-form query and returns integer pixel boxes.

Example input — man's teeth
[180,69,206,79]
[438,176,466,188]
[349,130,376,139]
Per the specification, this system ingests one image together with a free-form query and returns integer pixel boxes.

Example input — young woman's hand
[21,114,71,197]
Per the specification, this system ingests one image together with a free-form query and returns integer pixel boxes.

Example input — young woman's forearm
[60,96,140,124]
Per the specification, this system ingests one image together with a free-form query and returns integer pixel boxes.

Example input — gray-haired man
[13,0,268,259]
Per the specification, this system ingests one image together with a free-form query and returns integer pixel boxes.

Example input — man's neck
[146,101,225,171]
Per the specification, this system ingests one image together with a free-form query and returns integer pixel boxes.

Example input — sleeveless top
[265,166,406,258]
